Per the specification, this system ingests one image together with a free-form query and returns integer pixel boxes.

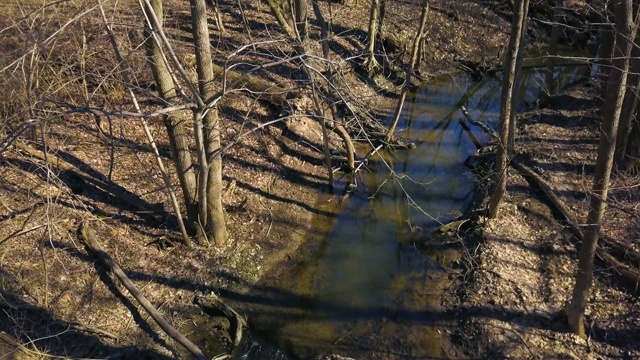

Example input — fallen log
[77,222,207,360]
[511,159,640,292]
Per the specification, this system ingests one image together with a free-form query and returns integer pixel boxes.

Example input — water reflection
[239,62,587,359]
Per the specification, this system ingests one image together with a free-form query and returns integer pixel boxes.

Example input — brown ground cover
[453,85,640,359]
[3,0,638,359]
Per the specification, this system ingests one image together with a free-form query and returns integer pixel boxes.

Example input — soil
[451,85,640,359]
[1,0,638,359]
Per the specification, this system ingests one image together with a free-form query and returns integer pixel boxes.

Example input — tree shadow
[0,285,175,359]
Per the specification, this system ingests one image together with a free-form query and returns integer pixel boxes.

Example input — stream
[229,53,588,359]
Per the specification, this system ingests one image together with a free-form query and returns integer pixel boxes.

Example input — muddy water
[232,57,587,359]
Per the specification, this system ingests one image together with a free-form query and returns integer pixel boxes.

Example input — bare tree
[567,0,636,337]
[141,0,229,245]
[143,0,200,242]
[486,0,530,218]
[189,0,229,245]
[363,0,382,74]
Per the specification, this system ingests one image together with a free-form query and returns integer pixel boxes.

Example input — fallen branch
[511,159,640,291]
[460,105,499,139]
[77,222,207,360]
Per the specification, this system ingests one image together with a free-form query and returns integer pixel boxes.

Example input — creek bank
[451,85,640,358]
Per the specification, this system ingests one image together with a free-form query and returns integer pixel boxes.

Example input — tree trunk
[567,0,635,337]
[385,0,429,143]
[363,0,381,74]
[507,2,529,154]
[189,0,229,245]
[615,31,640,165]
[143,0,199,235]
[379,0,387,37]
[540,0,562,106]
[625,118,640,172]
[266,0,297,40]
[597,8,616,96]
[486,0,530,218]
[293,0,308,43]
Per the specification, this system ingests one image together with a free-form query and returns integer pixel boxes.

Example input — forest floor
[2,0,638,359]
[452,84,640,359]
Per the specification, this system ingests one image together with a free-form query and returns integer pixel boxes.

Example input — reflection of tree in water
[246,62,590,359]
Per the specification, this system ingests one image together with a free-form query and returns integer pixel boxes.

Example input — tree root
[194,293,247,346]
[511,159,640,292]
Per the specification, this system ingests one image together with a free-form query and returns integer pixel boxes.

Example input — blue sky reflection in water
[241,63,586,359]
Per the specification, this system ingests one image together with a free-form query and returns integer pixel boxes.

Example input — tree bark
[567,0,635,337]
[597,8,616,95]
[266,0,297,40]
[293,0,308,43]
[486,0,530,218]
[190,0,229,245]
[626,118,640,172]
[540,0,562,106]
[507,2,529,154]
[615,31,640,165]
[363,0,381,74]
[143,0,199,236]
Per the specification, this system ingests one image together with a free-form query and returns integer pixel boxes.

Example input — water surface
[234,59,587,359]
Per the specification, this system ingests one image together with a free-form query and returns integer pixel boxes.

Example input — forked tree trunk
[363,0,381,74]
[486,0,530,219]
[266,0,297,40]
[567,0,635,337]
[143,0,199,236]
[189,0,229,245]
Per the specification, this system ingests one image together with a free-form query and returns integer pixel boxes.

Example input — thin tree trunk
[507,2,529,153]
[266,0,297,40]
[615,32,640,165]
[567,0,635,337]
[311,0,356,172]
[625,118,640,172]
[190,0,229,245]
[378,0,386,37]
[363,0,381,74]
[540,0,562,105]
[597,9,616,96]
[385,0,429,143]
[212,0,226,33]
[143,0,199,235]
[486,0,529,219]
[293,0,308,43]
